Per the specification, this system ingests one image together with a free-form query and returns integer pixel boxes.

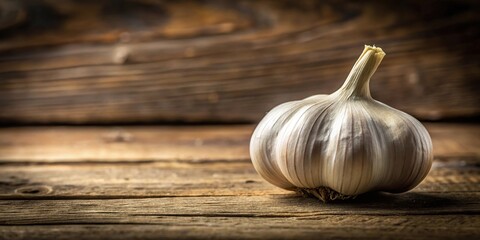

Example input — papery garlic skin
[250,46,433,199]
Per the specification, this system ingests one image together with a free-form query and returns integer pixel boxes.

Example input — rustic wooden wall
[0,0,478,124]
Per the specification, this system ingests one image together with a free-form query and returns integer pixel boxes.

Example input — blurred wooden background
[0,0,478,124]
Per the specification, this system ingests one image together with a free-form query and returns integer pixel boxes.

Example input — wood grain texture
[0,193,479,239]
[0,123,478,163]
[0,125,252,162]
[0,124,479,239]
[5,192,477,221]
[0,158,478,199]
[1,218,479,240]
[0,0,478,123]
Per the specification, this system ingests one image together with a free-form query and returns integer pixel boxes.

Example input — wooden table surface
[0,123,479,239]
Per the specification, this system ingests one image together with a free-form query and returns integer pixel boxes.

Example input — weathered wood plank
[0,159,478,199]
[0,124,478,239]
[0,193,479,224]
[0,123,477,163]
[0,125,252,162]
[0,0,478,123]
[0,215,479,240]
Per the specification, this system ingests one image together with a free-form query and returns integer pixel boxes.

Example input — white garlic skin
[250,46,433,196]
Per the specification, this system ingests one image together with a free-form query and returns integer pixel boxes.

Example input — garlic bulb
[250,45,433,202]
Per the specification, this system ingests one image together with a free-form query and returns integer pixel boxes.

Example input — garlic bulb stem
[336,45,386,99]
